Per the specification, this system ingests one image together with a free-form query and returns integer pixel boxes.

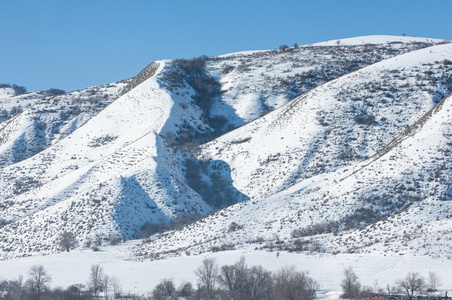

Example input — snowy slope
[134,91,452,260]
[134,44,452,260]
[204,35,447,126]
[0,61,210,259]
[152,35,445,144]
[0,89,57,124]
[0,87,16,100]
[199,43,452,200]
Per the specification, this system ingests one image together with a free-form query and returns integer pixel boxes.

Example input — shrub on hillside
[44,88,66,96]
[12,84,27,95]
[57,231,79,252]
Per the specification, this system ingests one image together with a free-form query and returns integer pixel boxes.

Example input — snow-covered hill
[0,62,210,258]
[0,35,451,260]
[134,43,452,260]
[199,43,452,199]
[204,35,448,125]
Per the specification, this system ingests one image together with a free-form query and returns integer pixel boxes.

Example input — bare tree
[274,266,319,300]
[12,84,27,95]
[70,283,86,299]
[247,265,274,299]
[195,258,218,299]
[26,265,51,299]
[0,280,8,299]
[58,231,79,252]
[103,274,110,299]
[89,264,104,297]
[386,284,396,297]
[218,256,248,299]
[340,267,361,300]
[397,272,425,298]
[110,276,122,299]
[151,279,177,300]
[178,282,195,299]
[426,271,441,293]
[9,276,26,300]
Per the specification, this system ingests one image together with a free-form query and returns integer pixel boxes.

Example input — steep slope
[134,45,452,260]
[157,35,446,143]
[0,62,210,259]
[134,92,452,260]
[321,95,452,257]
[206,35,447,125]
[199,43,452,200]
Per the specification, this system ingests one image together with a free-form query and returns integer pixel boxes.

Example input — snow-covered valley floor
[0,241,450,298]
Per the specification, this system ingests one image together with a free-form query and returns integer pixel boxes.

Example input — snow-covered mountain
[0,35,451,260]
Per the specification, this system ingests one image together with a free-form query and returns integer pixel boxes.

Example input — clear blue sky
[1,0,451,93]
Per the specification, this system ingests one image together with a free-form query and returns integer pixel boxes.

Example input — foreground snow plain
[0,241,451,298]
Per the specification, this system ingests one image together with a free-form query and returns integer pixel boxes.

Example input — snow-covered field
[0,242,450,298]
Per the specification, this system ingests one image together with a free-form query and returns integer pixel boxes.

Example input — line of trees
[340,267,443,300]
[0,264,121,300]
[0,262,444,300]
[0,83,66,96]
[0,258,319,300]
[152,257,319,300]
[0,265,52,300]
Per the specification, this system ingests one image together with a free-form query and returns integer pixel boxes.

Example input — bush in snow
[57,231,79,252]
[43,88,66,96]
[12,84,27,95]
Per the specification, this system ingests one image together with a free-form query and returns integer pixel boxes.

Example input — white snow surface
[0,88,15,100]
[311,35,448,46]
[0,243,451,297]
[204,35,448,126]
[0,80,129,167]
